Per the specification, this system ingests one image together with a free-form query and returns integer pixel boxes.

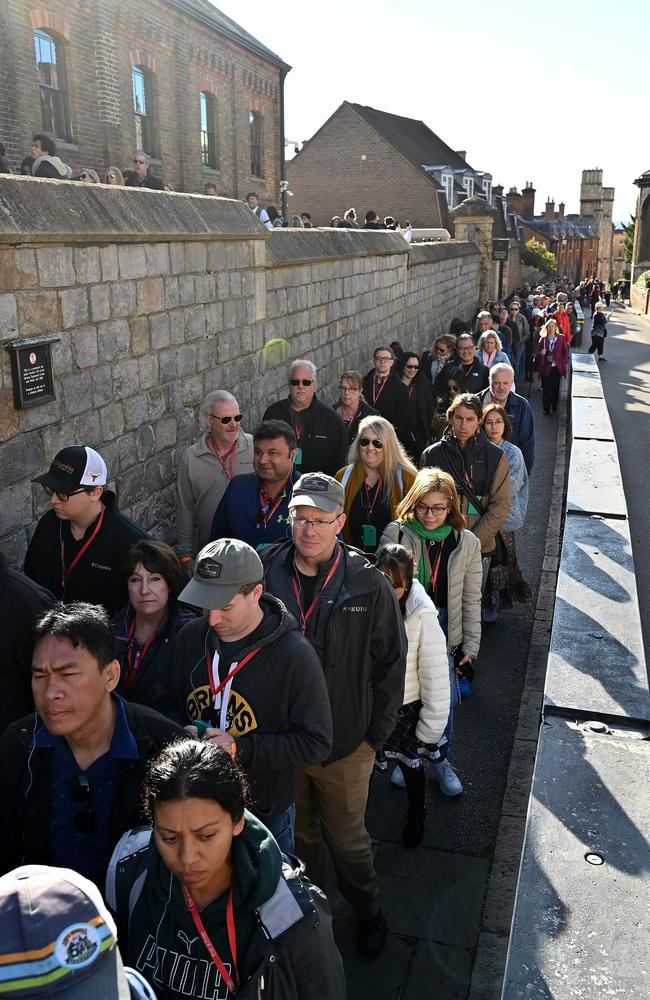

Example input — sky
[215,0,646,222]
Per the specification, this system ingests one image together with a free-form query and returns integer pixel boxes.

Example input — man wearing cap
[0,602,184,888]
[261,472,407,957]
[209,419,298,550]
[24,446,148,614]
[0,865,154,998]
[176,390,254,565]
[160,538,332,853]
[263,359,348,477]
[246,191,272,230]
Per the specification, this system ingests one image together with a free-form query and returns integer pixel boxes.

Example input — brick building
[0,0,289,199]
[285,102,494,228]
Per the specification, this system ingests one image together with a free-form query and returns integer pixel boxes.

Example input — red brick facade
[286,104,448,228]
[0,0,288,200]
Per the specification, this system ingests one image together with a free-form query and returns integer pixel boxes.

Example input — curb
[468,369,570,1000]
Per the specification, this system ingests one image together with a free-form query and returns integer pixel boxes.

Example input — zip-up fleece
[160,595,332,823]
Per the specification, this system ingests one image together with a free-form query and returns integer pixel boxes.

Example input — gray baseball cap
[179,538,264,610]
[288,472,344,514]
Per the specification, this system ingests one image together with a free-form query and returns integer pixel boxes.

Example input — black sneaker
[357,911,388,957]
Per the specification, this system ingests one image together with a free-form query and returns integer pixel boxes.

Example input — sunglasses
[44,486,88,502]
[405,363,419,370]
[72,775,96,834]
[133,158,146,164]
[208,413,242,424]
[290,379,313,386]
[359,437,383,449]
[79,173,89,180]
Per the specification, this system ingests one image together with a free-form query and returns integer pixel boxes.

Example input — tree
[521,239,556,276]
[623,216,635,264]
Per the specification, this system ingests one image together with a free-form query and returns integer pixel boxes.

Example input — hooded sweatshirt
[161,595,332,823]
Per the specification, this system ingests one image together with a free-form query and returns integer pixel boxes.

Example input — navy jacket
[478,388,535,473]
[210,472,295,550]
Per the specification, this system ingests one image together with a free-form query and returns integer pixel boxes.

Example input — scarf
[405,519,453,590]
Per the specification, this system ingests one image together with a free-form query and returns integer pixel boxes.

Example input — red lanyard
[207,438,236,481]
[124,617,157,693]
[362,478,382,520]
[258,480,288,528]
[182,884,238,994]
[373,377,388,405]
[60,506,105,588]
[293,419,302,442]
[291,547,342,633]
[207,647,261,700]
[424,540,444,595]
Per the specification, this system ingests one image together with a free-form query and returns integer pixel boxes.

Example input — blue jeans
[265,802,296,855]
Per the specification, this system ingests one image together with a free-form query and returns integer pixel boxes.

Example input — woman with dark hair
[333,370,379,443]
[112,540,197,711]
[375,543,449,846]
[106,739,346,1000]
[431,367,467,441]
[381,469,482,795]
[398,351,434,461]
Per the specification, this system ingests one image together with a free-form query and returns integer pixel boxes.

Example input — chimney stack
[455,150,467,162]
[520,182,536,219]
[543,198,555,220]
[506,186,522,214]
[558,201,565,221]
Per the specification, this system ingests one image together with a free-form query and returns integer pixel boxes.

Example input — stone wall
[0,175,480,564]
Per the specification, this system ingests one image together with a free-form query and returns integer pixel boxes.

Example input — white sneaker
[431,759,463,797]
[390,765,405,788]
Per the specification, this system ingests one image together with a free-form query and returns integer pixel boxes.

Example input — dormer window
[442,172,454,208]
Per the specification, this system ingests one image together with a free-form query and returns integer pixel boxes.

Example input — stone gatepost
[452,196,497,306]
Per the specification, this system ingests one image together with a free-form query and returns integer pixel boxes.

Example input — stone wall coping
[0,176,267,245]
[265,228,410,265]
[407,241,480,266]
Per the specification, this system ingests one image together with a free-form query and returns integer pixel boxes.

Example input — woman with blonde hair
[336,415,416,552]
[477,329,509,368]
[533,316,569,414]
[104,166,125,185]
[333,370,379,444]
[381,467,482,796]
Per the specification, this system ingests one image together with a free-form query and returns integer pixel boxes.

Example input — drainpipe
[279,67,287,225]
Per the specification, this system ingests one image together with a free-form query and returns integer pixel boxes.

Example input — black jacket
[434,357,489,397]
[421,429,503,496]
[334,398,380,445]
[362,370,411,447]
[262,396,348,477]
[0,699,185,877]
[24,490,149,613]
[262,540,407,762]
[160,595,333,823]
[404,376,434,459]
[0,556,55,734]
[112,601,198,712]
[124,171,164,190]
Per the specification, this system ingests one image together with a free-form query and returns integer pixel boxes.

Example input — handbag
[456,478,508,567]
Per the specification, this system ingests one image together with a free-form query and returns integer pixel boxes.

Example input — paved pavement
[327,363,563,998]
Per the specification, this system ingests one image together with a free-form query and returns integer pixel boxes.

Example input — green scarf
[405,519,454,591]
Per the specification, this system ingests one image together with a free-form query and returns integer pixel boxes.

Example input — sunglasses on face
[359,437,383,448]
[290,379,313,387]
[405,363,419,370]
[80,173,89,180]
[133,159,146,165]
[44,486,87,502]
[209,414,243,424]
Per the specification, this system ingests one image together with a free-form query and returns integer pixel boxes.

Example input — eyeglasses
[44,486,87,502]
[290,514,340,530]
[339,385,359,393]
[374,355,393,363]
[133,158,146,165]
[359,437,383,449]
[208,414,243,424]
[72,775,96,834]
[290,379,313,387]
[415,503,449,517]
[405,363,419,370]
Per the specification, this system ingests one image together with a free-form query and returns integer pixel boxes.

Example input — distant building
[0,0,289,199]
[285,102,494,228]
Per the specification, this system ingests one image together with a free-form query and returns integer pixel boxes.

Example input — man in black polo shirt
[25,446,148,613]
[0,602,183,886]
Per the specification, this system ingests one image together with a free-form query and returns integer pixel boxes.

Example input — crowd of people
[0,272,613,998]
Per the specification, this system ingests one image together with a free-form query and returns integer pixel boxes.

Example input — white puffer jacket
[402,579,450,745]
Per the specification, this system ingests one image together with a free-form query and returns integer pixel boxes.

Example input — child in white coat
[376,543,450,847]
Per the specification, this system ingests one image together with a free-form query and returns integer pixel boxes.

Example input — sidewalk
[331,373,568,999]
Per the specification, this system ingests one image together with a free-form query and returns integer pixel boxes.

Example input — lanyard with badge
[291,547,342,633]
[424,540,444,600]
[182,884,238,994]
[206,647,261,729]
[373,377,387,406]
[60,506,105,593]
[291,417,303,467]
[258,480,288,530]
[360,478,382,549]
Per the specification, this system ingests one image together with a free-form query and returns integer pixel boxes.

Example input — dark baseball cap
[179,538,264,610]
[0,865,130,998]
[288,473,344,514]
[33,446,107,494]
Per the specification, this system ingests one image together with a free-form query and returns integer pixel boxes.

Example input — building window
[442,173,454,209]
[463,176,474,198]
[249,110,263,177]
[200,92,218,169]
[482,177,492,204]
[132,66,155,156]
[34,29,71,139]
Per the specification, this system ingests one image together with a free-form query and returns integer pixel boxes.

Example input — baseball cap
[33,447,107,494]
[179,538,263,610]
[288,473,344,514]
[0,865,129,998]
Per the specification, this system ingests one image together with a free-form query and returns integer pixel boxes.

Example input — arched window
[132,66,155,156]
[249,110,263,178]
[200,92,219,169]
[34,28,71,139]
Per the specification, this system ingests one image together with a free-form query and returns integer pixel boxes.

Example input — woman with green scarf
[380,468,482,797]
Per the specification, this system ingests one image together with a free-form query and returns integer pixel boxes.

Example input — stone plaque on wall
[7,336,59,409]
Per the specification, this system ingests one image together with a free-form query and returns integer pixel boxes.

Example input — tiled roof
[167,0,290,70]
[349,103,474,173]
